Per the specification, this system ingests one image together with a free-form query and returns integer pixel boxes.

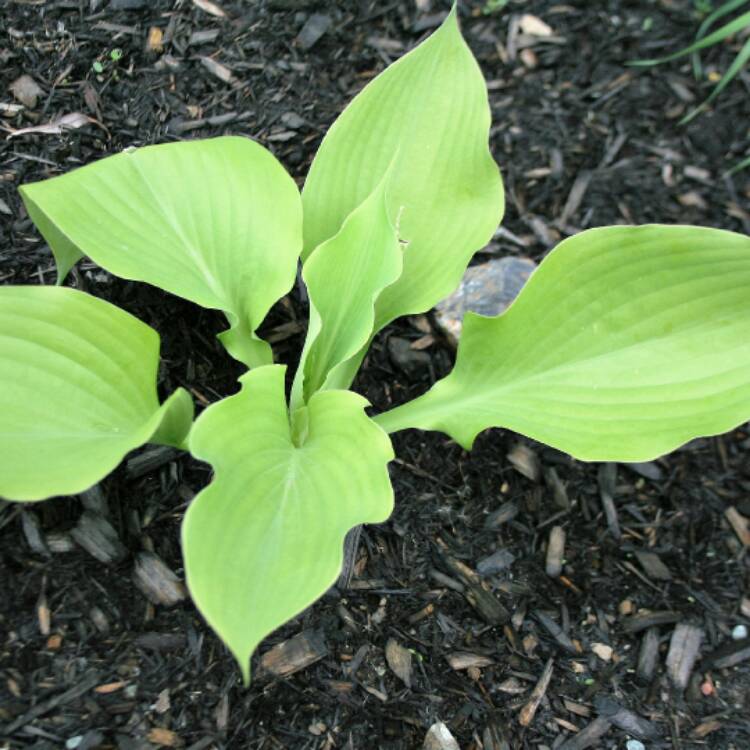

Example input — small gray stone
[435,256,537,345]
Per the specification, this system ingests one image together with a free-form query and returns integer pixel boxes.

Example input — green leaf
[0,285,193,502]
[183,365,394,683]
[301,8,503,333]
[20,136,303,368]
[375,225,750,462]
[291,177,403,408]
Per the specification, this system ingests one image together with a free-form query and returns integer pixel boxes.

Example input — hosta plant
[3,9,750,684]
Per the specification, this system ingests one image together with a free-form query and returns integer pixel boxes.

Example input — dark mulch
[1,1,750,748]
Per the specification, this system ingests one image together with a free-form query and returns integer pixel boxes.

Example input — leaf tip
[444,2,460,33]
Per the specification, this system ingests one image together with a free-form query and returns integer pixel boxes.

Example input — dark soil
[2,1,750,749]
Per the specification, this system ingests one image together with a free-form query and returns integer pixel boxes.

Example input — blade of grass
[630,9,750,66]
[726,153,750,175]
[692,0,749,78]
[681,35,750,122]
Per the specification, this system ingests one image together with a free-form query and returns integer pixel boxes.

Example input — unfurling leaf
[302,8,503,337]
[20,136,302,367]
[292,177,402,407]
[0,286,193,501]
[375,225,750,461]
[183,365,393,683]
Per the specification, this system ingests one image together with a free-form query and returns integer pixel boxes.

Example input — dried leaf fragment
[147,26,164,52]
[445,651,493,671]
[507,443,541,481]
[95,680,128,694]
[192,0,226,16]
[497,676,526,694]
[7,112,99,138]
[519,14,553,37]
[385,638,413,687]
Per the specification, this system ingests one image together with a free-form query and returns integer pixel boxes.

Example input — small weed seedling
[92,47,124,76]
[3,9,750,683]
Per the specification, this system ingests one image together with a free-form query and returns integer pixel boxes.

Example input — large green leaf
[291,177,403,408]
[183,365,394,683]
[301,8,503,334]
[0,286,193,502]
[20,136,302,367]
[375,225,750,461]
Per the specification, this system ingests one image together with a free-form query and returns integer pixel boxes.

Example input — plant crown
[2,9,750,683]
